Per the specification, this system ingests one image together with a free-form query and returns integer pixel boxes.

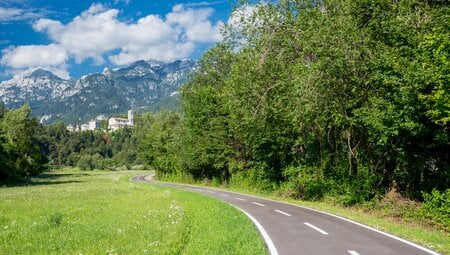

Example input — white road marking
[304,222,329,235]
[133,175,441,255]
[231,205,279,255]
[221,194,230,197]
[348,251,360,255]
[252,202,265,207]
[278,202,442,255]
[207,190,215,194]
[275,209,291,216]
[235,197,246,201]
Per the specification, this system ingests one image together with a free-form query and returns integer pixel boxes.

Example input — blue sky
[0,0,233,80]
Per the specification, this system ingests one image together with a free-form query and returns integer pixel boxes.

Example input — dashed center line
[235,197,246,201]
[274,209,291,216]
[304,222,329,235]
[221,194,230,197]
[348,251,360,255]
[207,190,215,194]
[252,202,265,207]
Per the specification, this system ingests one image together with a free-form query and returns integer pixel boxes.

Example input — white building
[80,124,90,131]
[66,124,78,132]
[108,110,134,131]
[89,120,101,130]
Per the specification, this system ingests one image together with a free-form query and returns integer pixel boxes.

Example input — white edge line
[304,222,328,235]
[231,205,279,255]
[348,250,360,255]
[297,207,442,255]
[131,176,278,255]
[132,175,442,255]
[195,186,442,255]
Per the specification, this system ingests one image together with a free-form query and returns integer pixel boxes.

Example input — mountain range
[0,59,196,124]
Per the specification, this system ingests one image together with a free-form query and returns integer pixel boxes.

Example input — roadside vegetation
[0,170,267,254]
[1,0,448,253]
[139,0,449,238]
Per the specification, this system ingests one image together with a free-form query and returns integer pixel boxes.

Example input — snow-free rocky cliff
[0,59,196,124]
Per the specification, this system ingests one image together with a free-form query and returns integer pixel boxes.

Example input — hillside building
[66,120,100,132]
[89,120,101,130]
[108,110,134,131]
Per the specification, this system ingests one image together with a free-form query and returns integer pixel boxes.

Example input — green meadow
[0,170,267,254]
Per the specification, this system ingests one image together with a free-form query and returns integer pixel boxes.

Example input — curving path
[131,174,441,255]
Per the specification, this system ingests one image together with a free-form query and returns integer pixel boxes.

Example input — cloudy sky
[0,0,232,80]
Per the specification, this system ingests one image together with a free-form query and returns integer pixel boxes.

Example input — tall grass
[0,170,267,254]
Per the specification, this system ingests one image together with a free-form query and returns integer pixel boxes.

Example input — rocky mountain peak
[0,59,197,124]
[27,68,62,80]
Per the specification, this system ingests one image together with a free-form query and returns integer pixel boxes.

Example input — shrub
[420,189,450,230]
[230,166,277,193]
[77,155,93,170]
[280,166,328,200]
[99,158,115,170]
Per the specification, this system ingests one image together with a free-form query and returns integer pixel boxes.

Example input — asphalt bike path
[131,174,441,255]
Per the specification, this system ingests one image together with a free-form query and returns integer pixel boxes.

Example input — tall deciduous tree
[137,0,449,201]
[0,104,48,180]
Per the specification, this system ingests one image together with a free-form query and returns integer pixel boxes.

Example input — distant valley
[0,59,196,124]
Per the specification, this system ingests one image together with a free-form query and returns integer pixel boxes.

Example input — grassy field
[0,170,267,255]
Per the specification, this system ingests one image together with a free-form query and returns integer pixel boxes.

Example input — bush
[335,169,381,206]
[420,189,450,230]
[230,166,278,193]
[77,155,93,170]
[99,158,115,170]
[66,153,81,166]
[280,166,328,201]
[90,153,104,169]
[131,164,145,170]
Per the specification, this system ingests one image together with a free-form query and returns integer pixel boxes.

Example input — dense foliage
[0,104,48,180]
[44,123,139,170]
[139,0,449,203]
[0,105,141,181]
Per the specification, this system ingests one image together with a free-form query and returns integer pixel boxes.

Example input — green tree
[181,44,236,180]
[0,104,48,180]
[177,0,449,200]
[135,112,184,177]
[77,154,93,170]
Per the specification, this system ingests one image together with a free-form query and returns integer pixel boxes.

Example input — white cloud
[1,44,67,67]
[228,5,259,30]
[114,0,131,5]
[167,4,222,43]
[0,44,70,79]
[1,3,223,76]
[0,7,42,21]
[224,4,265,50]
[184,1,224,7]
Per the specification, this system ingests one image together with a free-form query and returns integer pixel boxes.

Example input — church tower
[128,110,134,126]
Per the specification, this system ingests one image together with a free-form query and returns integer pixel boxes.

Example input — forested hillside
[139,0,449,203]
